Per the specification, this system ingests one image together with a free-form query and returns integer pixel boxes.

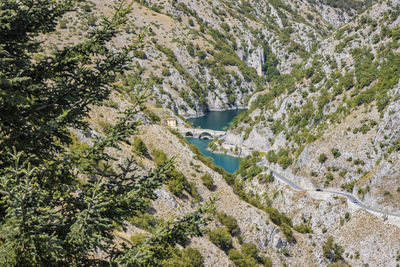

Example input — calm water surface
[188,109,246,131]
[186,109,245,173]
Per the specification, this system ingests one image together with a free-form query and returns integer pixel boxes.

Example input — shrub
[166,169,189,197]
[130,233,146,246]
[59,19,67,29]
[259,172,274,183]
[133,49,147,59]
[162,68,171,76]
[228,249,258,267]
[217,212,240,235]
[153,149,168,166]
[201,173,215,190]
[294,224,313,234]
[208,228,233,251]
[265,207,292,226]
[129,212,160,232]
[133,136,148,156]
[323,236,344,262]
[97,119,113,134]
[325,172,334,186]
[266,150,277,163]
[188,18,194,26]
[278,155,293,169]
[240,243,258,259]
[319,153,328,163]
[331,148,341,158]
[260,256,273,267]
[341,181,355,192]
[180,247,204,267]
[281,223,296,243]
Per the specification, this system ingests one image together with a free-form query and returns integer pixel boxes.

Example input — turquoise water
[188,109,246,131]
[186,109,246,173]
[186,138,242,173]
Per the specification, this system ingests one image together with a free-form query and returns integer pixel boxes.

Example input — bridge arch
[185,131,194,138]
[199,132,213,140]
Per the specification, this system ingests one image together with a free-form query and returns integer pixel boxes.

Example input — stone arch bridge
[175,127,226,140]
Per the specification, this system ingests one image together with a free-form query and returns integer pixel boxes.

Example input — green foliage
[0,2,212,265]
[319,0,374,12]
[228,249,258,267]
[133,136,148,156]
[294,224,313,234]
[266,150,278,163]
[130,233,146,246]
[153,149,201,200]
[261,256,273,267]
[323,236,344,262]
[208,228,233,251]
[201,173,215,190]
[238,155,262,179]
[259,172,275,183]
[331,148,341,158]
[341,181,356,193]
[130,212,161,232]
[280,223,296,243]
[265,207,292,227]
[166,247,205,267]
[216,212,240,235]
[319,153,328,163]
[277,149,293,169]
[133,49,147,59]
[325,172,334,186]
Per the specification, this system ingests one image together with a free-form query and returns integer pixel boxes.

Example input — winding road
[270,171,400,218]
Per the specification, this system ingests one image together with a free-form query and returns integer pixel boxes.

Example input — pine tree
[0,1,212,265]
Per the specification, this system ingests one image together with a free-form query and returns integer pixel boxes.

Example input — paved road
[271,171,400,218]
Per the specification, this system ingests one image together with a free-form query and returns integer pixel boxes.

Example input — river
[186,109,245,173]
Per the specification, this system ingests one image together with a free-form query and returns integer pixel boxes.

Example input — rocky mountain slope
[216,0,400,212]
[49,0,363,117]
[48,0,400,266]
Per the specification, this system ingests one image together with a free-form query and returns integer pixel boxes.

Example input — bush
[341,181,355,193]
[323,236,344,262]
[162,68,171,76]
[265,207,292,226]
[240,243,258,259]
[278,155,293,169]
[331,148,341,158]
[153,149,197,199]
[294,224,313,234]
[318,153,328,163]
[325,172,334,186]
[201,173,215,190]
[228,249,258,267]
[281,223,296,243]
[260,256,273,267]
[129,212,160,232]
[167,169,189,197]
[208,228,233,251]
[133,136,148,156]
[133,49,147,60]
[217,212,240,235]
[153,149,168,166]
[180,247,204,267]
[130,233,146,246]
[259,172,274,183]
[266,150,277,163]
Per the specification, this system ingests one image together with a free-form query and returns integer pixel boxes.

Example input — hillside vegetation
[1,0,400,266]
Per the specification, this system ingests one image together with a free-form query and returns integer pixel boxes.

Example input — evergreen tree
[0,1,212,265]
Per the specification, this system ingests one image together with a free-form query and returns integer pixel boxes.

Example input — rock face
[218,0,400,212]
[60,0,400,265]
